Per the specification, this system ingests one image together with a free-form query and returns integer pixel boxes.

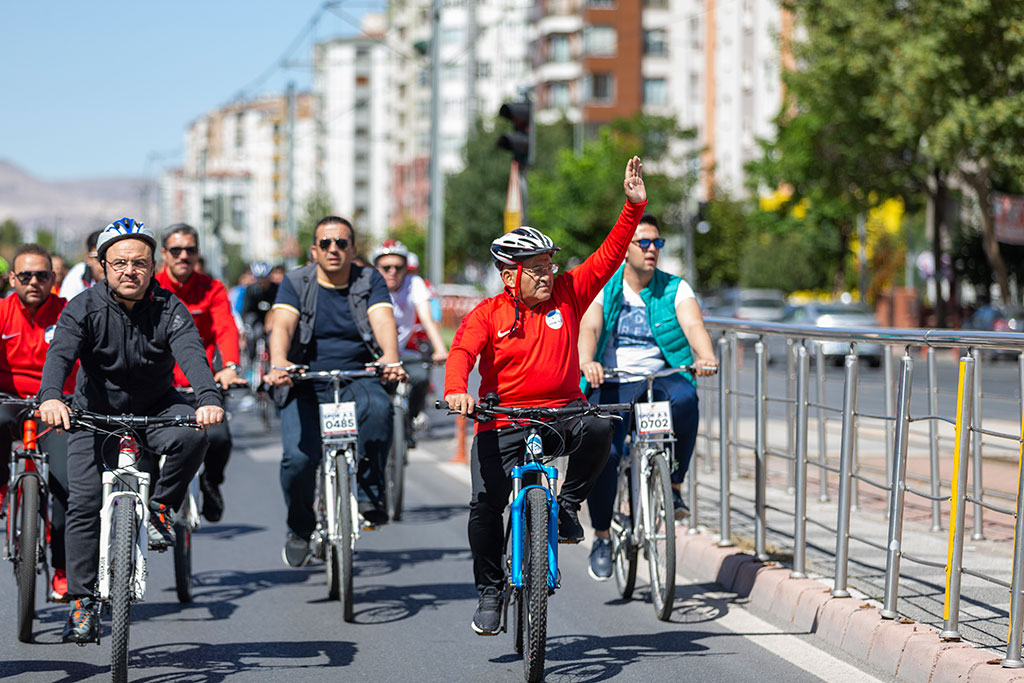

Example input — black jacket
[39,280,222,414]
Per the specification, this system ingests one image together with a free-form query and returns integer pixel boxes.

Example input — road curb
[675,527,1022,682]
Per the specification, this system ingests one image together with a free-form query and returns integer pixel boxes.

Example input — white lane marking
[678,578,885,683]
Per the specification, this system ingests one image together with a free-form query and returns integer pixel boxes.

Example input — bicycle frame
[508,430,560,591]
[96,435,150,603]
[4,417,50,573]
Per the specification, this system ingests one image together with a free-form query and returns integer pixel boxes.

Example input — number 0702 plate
[320,401,358,437]
[636,401,673,434]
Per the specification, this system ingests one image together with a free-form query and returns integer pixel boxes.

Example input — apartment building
[161,94,317,268]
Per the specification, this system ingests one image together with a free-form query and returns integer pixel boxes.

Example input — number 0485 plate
[636,401,673,434]
[320,401,358,437]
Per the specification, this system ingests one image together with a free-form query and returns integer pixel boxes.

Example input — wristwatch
[223,362,241,372]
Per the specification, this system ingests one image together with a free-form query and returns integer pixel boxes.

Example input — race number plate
[320,401,358,437]
[636,401,673,434]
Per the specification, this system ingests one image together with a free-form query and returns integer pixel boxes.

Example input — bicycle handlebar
[287,365,383,381]
[0,393,39,408]
[69,410,202,431]
[602,364,716,380]
[435,395,632,424]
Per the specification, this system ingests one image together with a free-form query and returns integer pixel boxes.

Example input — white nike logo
[497,328,512,338]
[1,333,19,340]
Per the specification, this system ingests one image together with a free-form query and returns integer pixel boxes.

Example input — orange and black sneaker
[51,569,69,601]
[147,500,176,551]
[61,597,98,644]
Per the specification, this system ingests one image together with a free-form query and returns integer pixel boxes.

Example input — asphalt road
[0,401,890,682]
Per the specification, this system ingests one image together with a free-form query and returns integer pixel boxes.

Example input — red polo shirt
[155,268,241,387]
[0,293,77,397]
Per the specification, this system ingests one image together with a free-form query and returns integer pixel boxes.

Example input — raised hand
[623,156,646,204]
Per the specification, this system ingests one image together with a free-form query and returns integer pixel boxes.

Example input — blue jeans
[585,373,699,531]
[279,377,393,539]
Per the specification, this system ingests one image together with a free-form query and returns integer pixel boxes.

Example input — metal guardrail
[690,318,1024,667]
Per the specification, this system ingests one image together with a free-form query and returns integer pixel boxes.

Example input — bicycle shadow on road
[495,629,722,682]
[192,523,266,540]
[350,581,478,624]
[0,659,107,681]
[354,546,471,579]
[134,566,320,622]
[390,504,466,525]
[128,639,356,682]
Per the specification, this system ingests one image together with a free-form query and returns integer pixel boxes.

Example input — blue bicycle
[441,396,629,682]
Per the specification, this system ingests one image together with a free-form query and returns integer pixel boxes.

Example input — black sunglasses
[318,237,349,251]
[167,246,198,258]
[379,264,405,273]
[14,270,52,285]
[633,238,665,250]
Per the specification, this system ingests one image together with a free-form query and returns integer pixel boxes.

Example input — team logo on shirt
[545,310,564,330]
[44,325,56,344]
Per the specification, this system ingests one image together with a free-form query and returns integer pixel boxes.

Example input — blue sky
[0,1,381,181]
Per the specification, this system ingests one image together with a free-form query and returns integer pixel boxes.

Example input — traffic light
[497,100,531,166]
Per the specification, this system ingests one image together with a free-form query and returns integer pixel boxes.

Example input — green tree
[0,218,21,252]
[694,194,748,290]
[296,190,335,258]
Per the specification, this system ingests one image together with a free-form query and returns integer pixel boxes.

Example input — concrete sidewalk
[413,418,1024,683]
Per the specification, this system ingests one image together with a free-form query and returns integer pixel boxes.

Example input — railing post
[688,379,700,535]
[884,346,896,489]
[787,337,796,493]
[1006,352,1024,667]
[729,333,739,479]
[928,347,943,532]
[718,335,733,547]
[754,339,768,561]
[792,343,810,578]
[971,348,985,541]
[881,350,913,619]
[833,352,859,598]
[816,342,830,502]
[940,353,976,641]
[703,359,714,474]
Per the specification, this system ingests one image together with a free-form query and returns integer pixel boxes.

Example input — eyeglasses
[523,263,559,278]
[14,271,52,285]
[379,264,405,273]
[167,246,198,258]
[317,237,349,251]
[107,258,152,273]
[633,238,665,250]
[87,251,99,260]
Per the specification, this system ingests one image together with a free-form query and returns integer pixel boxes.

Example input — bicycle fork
[509,433,560,591]
[324,446,359,549]
[97,440,151,604]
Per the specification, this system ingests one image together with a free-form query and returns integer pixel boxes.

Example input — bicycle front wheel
[111,499,136,683]
[386,404,407,522]
[646,453,676,621]
[610,460,637,599]
[15,476,40,643]
[337,453,355,623]
[522,487,549,683]
[172,510,192,603]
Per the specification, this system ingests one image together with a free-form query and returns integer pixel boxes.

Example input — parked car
[964,304,1024,361]
[766,302,883,367]
[705,288,788,340]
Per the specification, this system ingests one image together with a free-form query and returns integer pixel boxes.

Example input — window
[442,27,464,45]
[587,0,614,6]
[587,73,614,102]
[583,26,616,56]
[690,16,702,49]
[549,82,570,110]
[643,78,667,105]
[644,29,668,57]
[550,34,570,63]
[234,112,245,150]
[477,62,491,78]
[644,0,668,7]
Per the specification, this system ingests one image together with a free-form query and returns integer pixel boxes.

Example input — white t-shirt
[389,274,432,349]
[59,262,96,301]
[597,276,695,382]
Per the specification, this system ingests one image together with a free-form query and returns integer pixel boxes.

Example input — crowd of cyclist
[0,154,720,647]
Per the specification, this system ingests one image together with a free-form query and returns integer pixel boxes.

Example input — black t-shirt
[274,269,391,372]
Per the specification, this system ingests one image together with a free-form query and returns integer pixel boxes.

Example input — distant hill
[0,160,155,254]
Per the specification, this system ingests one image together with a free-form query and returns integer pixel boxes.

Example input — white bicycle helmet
[96,218,157,260]
[371,239,410,264]
[490,227,559,268]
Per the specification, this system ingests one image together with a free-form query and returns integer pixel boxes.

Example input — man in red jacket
[155,224,244,522]
[444,156,647,635]
[0,243,77,599]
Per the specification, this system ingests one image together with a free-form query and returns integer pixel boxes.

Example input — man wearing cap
[38,217,224,644]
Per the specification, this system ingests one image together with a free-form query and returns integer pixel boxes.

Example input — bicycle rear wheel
[646,453,676,621]
[172,508,192,604]
[610,460,637,599]
[15,477,40,643]
[338,453,355,623]
[111,499,136,683]
[522,487,549,683]
[386,404,407,522]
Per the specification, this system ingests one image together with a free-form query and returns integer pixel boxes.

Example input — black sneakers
[282,532,311,568]
[200,475,224,523]
[62,597,99,644]
[672,487,689,521]
[358,500,389,527]
[147,501,176,551]
[557,503,585,544]
[471,586,502,635]
[588,536,612,581]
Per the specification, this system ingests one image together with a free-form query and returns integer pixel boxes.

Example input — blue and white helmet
[96,218,157,260]
[490,227,559,269]
[249,261,272,279]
